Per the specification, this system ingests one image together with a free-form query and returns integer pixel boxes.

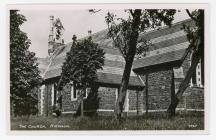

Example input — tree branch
[107,24,127,59]
[113,35,127,59]
[129,9,135,17]
[186,9,198,22]
[89,9,101,13]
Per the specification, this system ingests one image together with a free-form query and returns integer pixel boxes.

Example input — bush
[52,104,62,117]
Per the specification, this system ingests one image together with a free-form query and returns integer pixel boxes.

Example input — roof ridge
[53,19,192,55]
[140,18,192,36]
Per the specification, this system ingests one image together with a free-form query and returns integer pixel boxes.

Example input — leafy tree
[10,10,42,117]
[58,35,105,116]
[103,9,176,119]
[167,9,204,117]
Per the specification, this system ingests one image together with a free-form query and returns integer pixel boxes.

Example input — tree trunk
[115,9,141,120]
[145,74,149,114]
[167,48,202,117]
[81,99,84,117]
[115,60,134,119]
[168,69,177,116]
[80,89,85,117]
[11,98,14,117]
[136,90,139,115]
[167,10,204,117]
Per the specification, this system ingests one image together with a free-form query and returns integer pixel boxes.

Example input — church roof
[133,49,186,74]
[133,19,193,74]
[40,30,144,88]
[38,18,193,88]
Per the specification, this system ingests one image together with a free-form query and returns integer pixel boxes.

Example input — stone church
[37,16,204,116]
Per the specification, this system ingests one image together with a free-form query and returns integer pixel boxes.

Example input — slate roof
[133,49,186,74]
[37,57,50,74]
[133,19,193,74]
[38,18,193,88]
[39,29,144,88]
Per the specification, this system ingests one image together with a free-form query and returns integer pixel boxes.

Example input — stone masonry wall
[97,87,117,110]
[60,84,144,116]
[175,54,204,110]
[41,83,53,116]
[62,83,79,112]
[177,87,204,110]
[140,53,204,112]
[128,90,143,113]
[144,70,172,111]
[38,55,204,116]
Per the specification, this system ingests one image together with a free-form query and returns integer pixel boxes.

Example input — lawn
[11,111,204,130]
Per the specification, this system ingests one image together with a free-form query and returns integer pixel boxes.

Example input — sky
[19,9,189,58]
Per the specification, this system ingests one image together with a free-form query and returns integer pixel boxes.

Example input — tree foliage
[58,36,105,116]
[184,10,204,54]
[58,36,105,90]
[105,10,176,59]
[102,9,176,119]
[10,10,43,116]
